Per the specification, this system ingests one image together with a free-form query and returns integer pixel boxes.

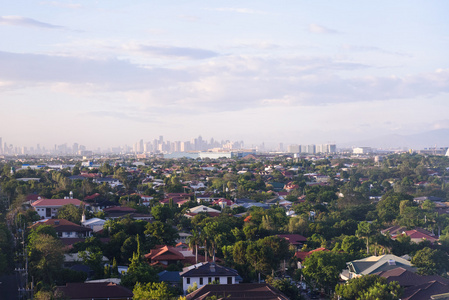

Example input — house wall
[34,207,59,219]
[183,276,236,294]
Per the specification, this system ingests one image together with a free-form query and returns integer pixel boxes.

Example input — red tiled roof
[103,206,136,212]
[31,198,85,207]
[84,193,100,201]
[277,234,307,245]
[295,247,328,260]
[145,246,185,262]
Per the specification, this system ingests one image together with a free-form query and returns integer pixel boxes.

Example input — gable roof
[188,205,221,214]
[277,234,307,245]
[30,219,92,233]
[180,262,239,278]
[348,254,416,276]
[393,230,439,243]
[31,198,85,207]
[295,247,328,261]
[145,245,185,262]
[403,280,449,300]
[185,283,289,300]
[376,267,449,288]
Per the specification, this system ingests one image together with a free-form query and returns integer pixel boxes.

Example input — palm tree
[187,229,201,264]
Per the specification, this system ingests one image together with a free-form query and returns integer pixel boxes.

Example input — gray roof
[348,254,415,276]
[180,262,239,278]
[158,270,181,283]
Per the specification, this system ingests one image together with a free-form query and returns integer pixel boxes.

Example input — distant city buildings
[0,135,447,157]
[286,143,336,154]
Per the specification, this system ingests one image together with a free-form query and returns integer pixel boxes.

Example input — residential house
[196,193,221,203]
[180,262,240,294]
[277,234,307,251]
[176,232,193,245]
[145,245,186,267]
[295,247,328,269]
[184,205,221,218]
[341,254,416,281]
[30,218,91,236]
[31,198,87,219]
[81,218,106,232]
[93,177,122,188]
[101,206,153,221]
[382,226,438,244]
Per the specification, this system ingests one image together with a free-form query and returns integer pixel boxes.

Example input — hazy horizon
[1,1,448,149]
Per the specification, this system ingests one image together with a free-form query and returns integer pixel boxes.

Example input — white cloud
[1,50,448,118]
[0,15,64,29]
[308,23,338,34]
[39,1,82,9]
[123,43,219,60]
[206,7,266,14]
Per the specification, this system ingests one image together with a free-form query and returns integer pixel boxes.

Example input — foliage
[302,251,347,293]
[133,281,175,300]
[56,204,83,223]
[121,252,159,289]
[266,276,301,300]
[335,275,402,300]
[28,233,65,285]
[411,247,449,275]
[186,282,198,294]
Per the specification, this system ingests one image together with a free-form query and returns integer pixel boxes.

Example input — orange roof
[145,246,185,262]
[295,247,328,260]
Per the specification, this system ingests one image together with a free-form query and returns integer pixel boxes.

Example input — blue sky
[1,1,448,149]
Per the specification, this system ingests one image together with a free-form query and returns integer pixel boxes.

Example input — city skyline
[1,1,448,148]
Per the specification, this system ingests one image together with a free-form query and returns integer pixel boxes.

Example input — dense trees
[0,152,448,299]
[335,275,402,300]
[302,251,347,293]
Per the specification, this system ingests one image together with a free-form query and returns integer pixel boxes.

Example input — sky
[1,0,448,150]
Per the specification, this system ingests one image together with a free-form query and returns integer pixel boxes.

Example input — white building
[353,147,373,154]
[180,262,240,294]
[31,198,87,219]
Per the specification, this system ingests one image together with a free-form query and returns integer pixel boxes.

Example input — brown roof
[295,247,328,261]
[103,206,136,213]
[403,280,449,300]
[56,282,133,300]
[30,219,91,233]
[277,234,307,245]
[31,198,85,207]
[185,283,289,300]
[145,245,185,262]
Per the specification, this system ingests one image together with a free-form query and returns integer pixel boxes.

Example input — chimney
[210,263,216,273]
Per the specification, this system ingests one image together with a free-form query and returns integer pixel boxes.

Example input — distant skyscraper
[0,137,2,153]
[73,143,79,154]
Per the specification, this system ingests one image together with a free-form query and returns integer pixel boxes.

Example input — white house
[81,218,106,232]
[31,198,87,219]
[93,177,122,188]
[180,262,240,294]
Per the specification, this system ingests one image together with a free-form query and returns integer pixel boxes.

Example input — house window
[186,278,190,284]
[227,277,232,284]
[208,277,212,283]
[200,278,203,285]
[215,277,219,283]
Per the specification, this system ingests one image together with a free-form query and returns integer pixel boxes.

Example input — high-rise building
[287,144,300,153]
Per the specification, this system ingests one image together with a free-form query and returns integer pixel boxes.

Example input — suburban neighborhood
[1,146,449,299]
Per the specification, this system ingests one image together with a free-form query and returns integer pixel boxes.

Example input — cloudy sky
[1,1,448,150]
